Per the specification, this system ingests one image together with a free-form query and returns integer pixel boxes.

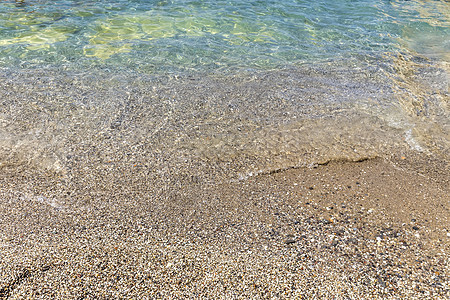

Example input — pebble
[284,239,297,245]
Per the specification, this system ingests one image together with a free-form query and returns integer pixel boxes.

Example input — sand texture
[0,153,448,299]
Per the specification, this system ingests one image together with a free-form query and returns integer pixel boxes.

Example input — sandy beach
[1,151,448,299]
[1,0,449,298]
[0,58,447,299]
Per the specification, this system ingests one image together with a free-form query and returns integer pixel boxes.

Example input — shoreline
[1,154,448,298]
[1,1,448,297]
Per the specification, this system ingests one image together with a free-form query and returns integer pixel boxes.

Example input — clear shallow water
[0,0,448,72]
[0,0,449,185]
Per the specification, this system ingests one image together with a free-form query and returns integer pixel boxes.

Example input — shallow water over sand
[1,0,449,71]
[0,57,448,185]
[0,0,448,188]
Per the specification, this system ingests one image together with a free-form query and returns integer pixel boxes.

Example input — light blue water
[0,0,449,181]
[0,0,448,72]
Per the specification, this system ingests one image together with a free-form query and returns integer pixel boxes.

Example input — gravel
[1,156,448,299]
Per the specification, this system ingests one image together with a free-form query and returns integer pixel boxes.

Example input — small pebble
[284,239,296,245]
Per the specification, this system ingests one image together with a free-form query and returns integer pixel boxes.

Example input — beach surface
[1,152,448,299]
[0,1,449,297]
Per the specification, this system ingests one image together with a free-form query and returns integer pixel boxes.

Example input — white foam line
[404,129,425,152]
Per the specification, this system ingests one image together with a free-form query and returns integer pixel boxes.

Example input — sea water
[0,0,448,187]
[1,0,448,71]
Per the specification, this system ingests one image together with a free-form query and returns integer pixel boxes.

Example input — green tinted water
[1,0,448,72]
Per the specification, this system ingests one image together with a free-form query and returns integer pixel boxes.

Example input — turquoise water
[0,0,449,182]
[1,0,448,72]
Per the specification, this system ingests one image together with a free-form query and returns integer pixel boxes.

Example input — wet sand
[0,152,448,299]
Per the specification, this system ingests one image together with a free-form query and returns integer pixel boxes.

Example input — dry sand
[0,152,449,299]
